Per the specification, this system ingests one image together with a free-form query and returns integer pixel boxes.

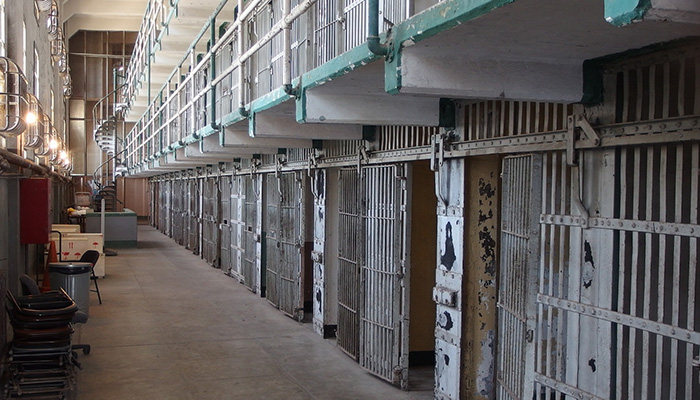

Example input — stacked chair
[4,286,81,399]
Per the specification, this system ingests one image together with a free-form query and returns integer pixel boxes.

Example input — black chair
[79,250,102,305]
[19,274,90,356]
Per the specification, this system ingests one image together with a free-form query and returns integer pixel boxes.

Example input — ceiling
[61,0,149,39]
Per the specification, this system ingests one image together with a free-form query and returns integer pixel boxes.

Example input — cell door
[359,164,409,387]
[496,154,541,400]
[220,176,232,274]
[266,172,306,320]
[243,174,262,293]
[187,178,200,255]
[172,180,185,245]
[228,176,245,281]
[266,173,281,308]
[202,177,219,266]
[337,167,361,359]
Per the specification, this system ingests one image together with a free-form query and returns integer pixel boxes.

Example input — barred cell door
[359,164,409,387]
[202,177,219,267]
[187,178,200,255]
[171,179,185,245]
[266,173,281,308]
[337,167,361,359]
[243,174,262,293]
[229,176,245,281]
[496,154,541,400]
[220,176,232,275]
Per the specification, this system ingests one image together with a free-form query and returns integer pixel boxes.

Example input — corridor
[71,224,432,400]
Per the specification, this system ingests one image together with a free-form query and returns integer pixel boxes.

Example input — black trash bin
[49,262,92,316]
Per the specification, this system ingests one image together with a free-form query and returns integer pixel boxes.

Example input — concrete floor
[70,225,434,400]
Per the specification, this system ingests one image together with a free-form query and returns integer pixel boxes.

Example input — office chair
[79,250,102,305]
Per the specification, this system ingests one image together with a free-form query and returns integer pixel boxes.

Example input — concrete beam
[221,127,312,149]
[199,135,278,155]
[399,50,583,103]
[303,91,440,125]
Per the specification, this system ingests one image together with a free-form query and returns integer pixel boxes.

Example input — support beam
[399,51,583,103]
[252,113,363,139]
[221,127,312,149]
[199,135,278,155]
[303,92,440,125]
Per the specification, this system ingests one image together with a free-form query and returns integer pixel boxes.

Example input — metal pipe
[367,0,390,56]
[237,0,248,115]
[0,148,70,182]
[282,0,295,96]
[210,16,218,130]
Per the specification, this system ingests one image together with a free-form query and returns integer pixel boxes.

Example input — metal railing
[122,0,416,170]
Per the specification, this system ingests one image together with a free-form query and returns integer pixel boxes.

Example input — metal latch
[432,286,457,307]
[567,113,601,166]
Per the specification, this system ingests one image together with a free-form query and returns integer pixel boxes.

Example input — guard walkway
[71,224,432,399]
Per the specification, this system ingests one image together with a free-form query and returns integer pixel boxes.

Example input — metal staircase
[91,76,128,212]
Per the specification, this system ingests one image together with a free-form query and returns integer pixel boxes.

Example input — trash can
[49,262,92,316]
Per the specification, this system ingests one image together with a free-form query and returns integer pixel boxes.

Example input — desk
[85,209,138,248]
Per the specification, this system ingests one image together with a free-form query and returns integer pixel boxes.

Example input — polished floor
[70,225,434,400]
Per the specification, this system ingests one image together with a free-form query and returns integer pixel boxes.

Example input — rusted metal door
[337,167,361,359]
[496,154,541,400]
[359,164,409,387]
[266,171,306,320]
[243,174,262,293]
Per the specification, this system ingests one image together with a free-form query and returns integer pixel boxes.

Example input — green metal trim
[248,112,256,137]
[196,125,218,139]
[296,45,380,122]
[604,0,651,27]
[301,44,379,92]
[219,108,248,128]
[249,87,294,114]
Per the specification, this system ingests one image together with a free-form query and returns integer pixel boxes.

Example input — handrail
[121,0,404,172]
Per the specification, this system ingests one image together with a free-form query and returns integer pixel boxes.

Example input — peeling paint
[584,240,595,269]
[316,288,322,314]
[478,227,496,264]
[437,310,454,331]
[478,178,496,198]
[440,221,456,270]
[477,330,496,396]
[588,358,597,372]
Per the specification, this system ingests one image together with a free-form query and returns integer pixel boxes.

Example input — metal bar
[540,215,700,238]
[655,146,668,399]
[616,147,628,400]
[538,294,700,344]
[534,372,606,400]
[670,143,683,399]
[686,143,698,398]
[641,146,654,399]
